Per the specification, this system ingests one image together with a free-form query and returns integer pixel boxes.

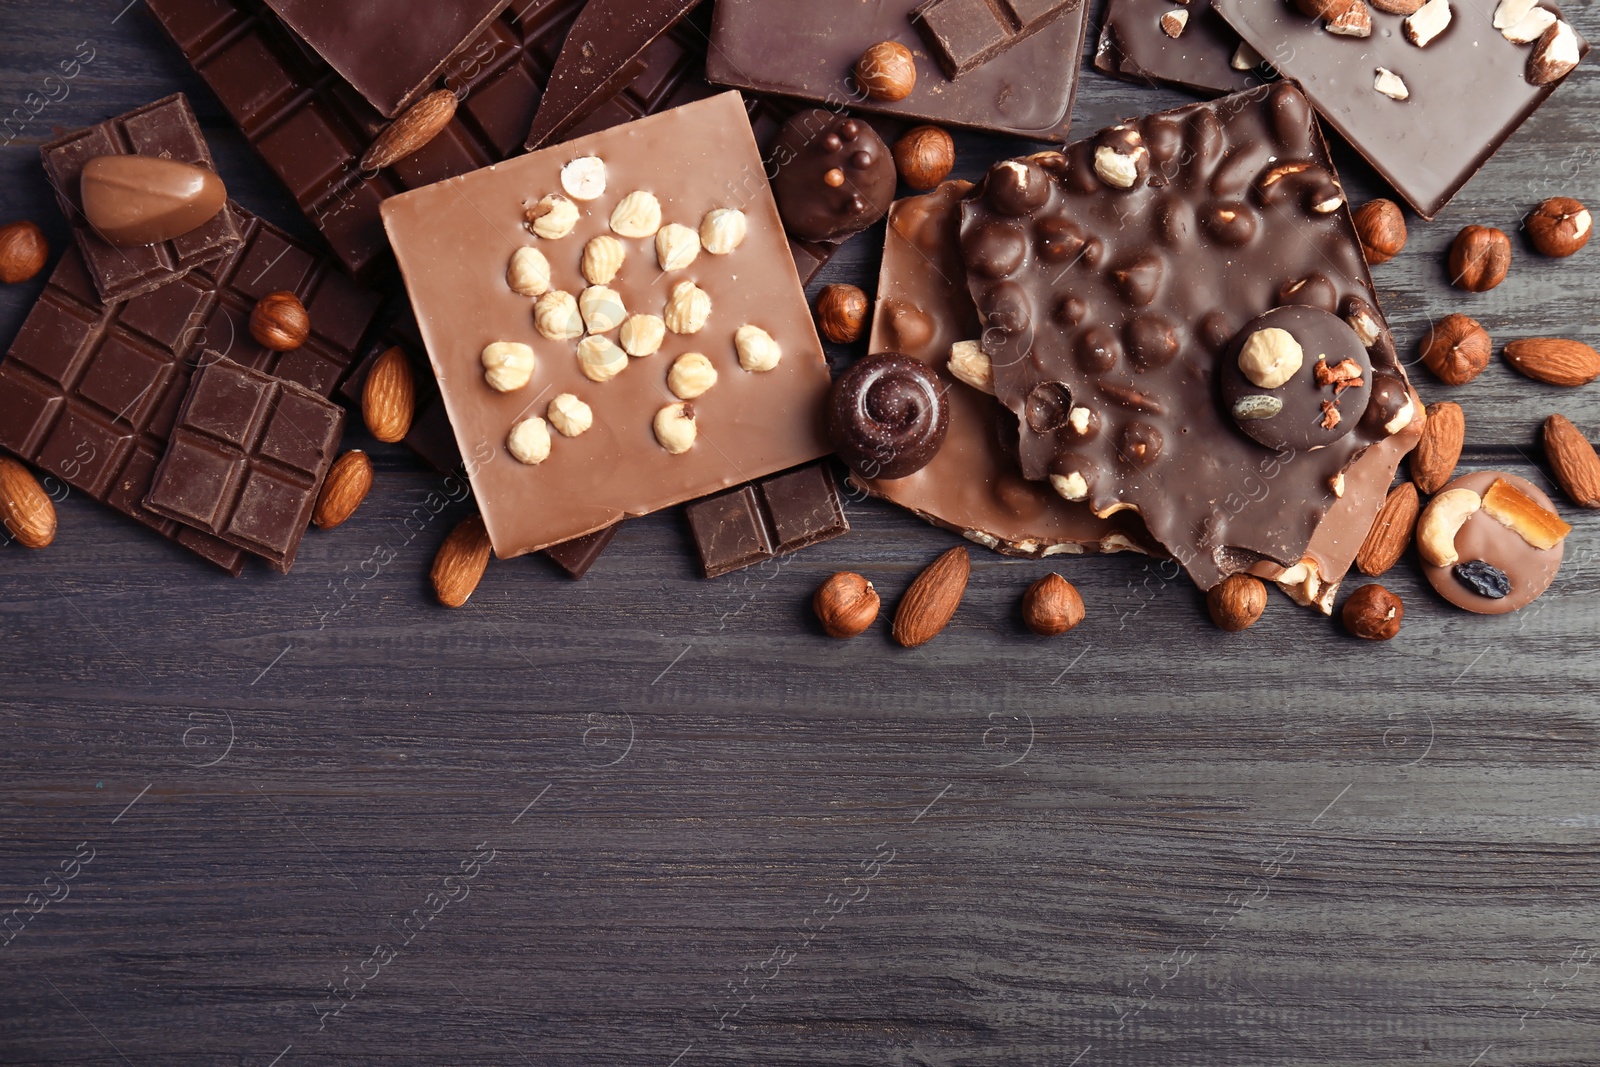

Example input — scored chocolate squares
[960,82,1423,606]
[685,462,849,579]
[381,92,833,559]
[146,354,344,573]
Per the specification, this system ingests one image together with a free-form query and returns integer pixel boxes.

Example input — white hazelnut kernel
[508,416,551,465]
[668,352,718,399]
[653,402,697,454]
[560,156,607,200]
[620,314,667,357]
[664,280,711,334]
[534,290,584,340]
[506,246,551,297]
[734,324,781,372]
[700,208,748,254]
[610,190,662,238]
[1050,472,1089,501]
[547,393,593,437]
[656,223,702,271]
[1238,327,1304,389]
[581,235,626,285]
[527,194,578,239]
[481,341,536,393]
[947,340,995,395]
[576,336,628,383]
[580,285,626,334]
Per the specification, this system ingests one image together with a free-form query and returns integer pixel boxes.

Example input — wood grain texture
[2,2,1600,1065]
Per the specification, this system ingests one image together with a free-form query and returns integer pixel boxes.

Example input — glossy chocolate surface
[912,0,1084,78]
[1218,305,1372,452]
[1095,0,1262,96]
[80,155,227,248]
[828,353,950,480]
[1212,0,1590,218]
[771,112,897,243]
[959,83,1418,592]
[1421,471,1565,614]
[858,182,1155,558]
[381,94,833,559]
[685,462,848,578]
[40,94,241,303]
[705,0,1090,141]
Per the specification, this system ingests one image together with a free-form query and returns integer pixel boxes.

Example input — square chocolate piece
[911,0,1084,79]
[262,0,507,117]
[685,462,849,578]
[1212,0,1589,218]
[39,94,243,304]
[0,204,380,574]
[705,0,1090,141]
[1095,0,1264,97]
[147,355,344,573]
[381,92,834,559]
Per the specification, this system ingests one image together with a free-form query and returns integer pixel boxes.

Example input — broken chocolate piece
[685,462,849,578]
[912,0,1085,78]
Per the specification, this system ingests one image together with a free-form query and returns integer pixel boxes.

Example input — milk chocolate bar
[146,354,344,573]
[1212,0,1589,219]
[912,0,1083,79]
[686,462,848,578]
[855,181,1155,559]
[39,93,242,304]
[705,0,1089,141]
[262,0,506,117]
[960,83,1422,600]
[381,93,833,559]
[0,206,379,574]
[1095,0,1263,97]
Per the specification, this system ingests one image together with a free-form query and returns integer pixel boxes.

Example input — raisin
[1454,560,1511,599]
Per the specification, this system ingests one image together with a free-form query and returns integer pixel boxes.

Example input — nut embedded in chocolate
[855,40,917,101]
[1449,225,1512,292]
[771,112,897,243]
[249,291,310,351]
[1526,197,1592,257]
[828,352,950,480]
[1418,313,1491,385]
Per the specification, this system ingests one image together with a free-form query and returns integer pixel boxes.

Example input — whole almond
[363,346,416,443]
[1355,481,1421,576]
[432,514,492,609]
[313,450,374,530]
[892,546,970,648]
[0,456,56,549]
[1504,337,1600,387]
[361,90,458,172]
[1410,401,1465,494]
[1543,414,1600,508]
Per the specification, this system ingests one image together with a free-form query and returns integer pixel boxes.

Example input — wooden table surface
[2,2,1598,1064]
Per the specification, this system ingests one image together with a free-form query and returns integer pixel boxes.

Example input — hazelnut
[526,193,578,239]
[1351,199,1407,264]
[813,572,880,639]
[560,156,607,201]
[1238,327,1304,389]
[534,290,584,340]
[1418,313,1491,385]
[610,190,661,239]
[507,416,551,465]
[855,40,917,102]
[1526,196,1591,257]
[948,340,996,395]
[734,325,781,372]
[892,126,955,191]
[664,280,711,335]
[619,314,666,357]
[700,208,747,255]
[814,284,869,344]
[667,352,718,399]
[0,220,48,283]
[581,235,625,285]
[481,341,536,393]
[1342,583,1404,640]
[547,393,593,437]
[653,402,697,454]
[579,285,626,334]
[1206,574,1268,632]
[1093,129,1149,189]
[507,246,552,296]
[655,223,701,271]
[1022,573,1085,636]
[576,336,628,383]
[249,291,310,351]
[1449,224,1512,292]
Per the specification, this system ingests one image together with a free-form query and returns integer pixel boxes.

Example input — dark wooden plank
[2,1,1600,1065]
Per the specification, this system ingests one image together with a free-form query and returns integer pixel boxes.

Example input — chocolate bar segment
[706,0,1089,141]
[147,354,344,572]
[39,94,242,304]
[1212,0,1589,219]
[1095,0,1263,97]
[912,0,1083,79]
[0,205,380,574]
[959,83,1420,596]
[686,462,848,578]
[262,0,506,117]
[542,524,621,579]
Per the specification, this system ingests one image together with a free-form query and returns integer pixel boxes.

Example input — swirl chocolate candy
[958,82,1422,599]
[771,111,898,243]
[828,353,950,479]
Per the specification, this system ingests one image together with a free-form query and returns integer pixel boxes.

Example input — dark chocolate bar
[146,354,344,573]
[542,524,621,578]
[0,205,380,574]
[912,0,1083,79]
[1095,0,1264,97]
[262,0,506,117]
[145,0,716,278]
[39,93,242,304]
[685,463,849,578]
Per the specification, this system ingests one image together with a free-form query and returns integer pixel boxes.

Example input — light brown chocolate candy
[1421,470,1566,614]
[80,155,227,246]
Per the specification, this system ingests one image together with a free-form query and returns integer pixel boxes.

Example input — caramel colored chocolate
[80,156,227,247]
[381,94,833,559]
[856,182,1155,559]
[1421,471,1565,615]
[959,83,1419,593]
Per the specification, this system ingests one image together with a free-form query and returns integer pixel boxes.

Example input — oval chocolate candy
[770,112,896,243]
[1218,304,1372,452]
[81,155,227,247]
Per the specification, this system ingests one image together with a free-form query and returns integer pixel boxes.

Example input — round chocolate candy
[1420,470,1566,615]
[828,353,950,480]
[1218,305,1372,451]
[771,111,896,243]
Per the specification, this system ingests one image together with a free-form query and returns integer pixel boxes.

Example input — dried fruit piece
[1410,401,1464,494]
[892,546,970,647]
[1454,560,1511,599]
[1481,477,1572,549]
[1503,338,1600,387]
[1543,414,1600,507]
